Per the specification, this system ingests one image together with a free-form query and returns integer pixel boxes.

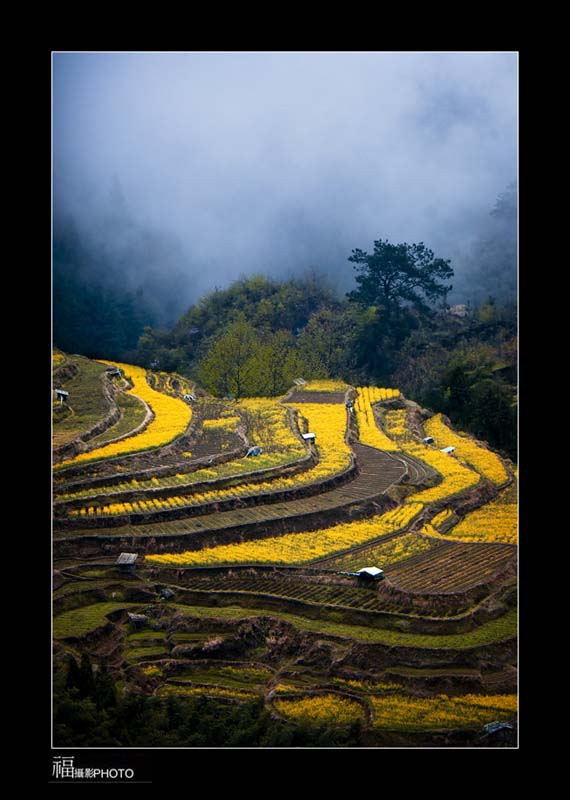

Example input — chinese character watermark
[52,756,135,781]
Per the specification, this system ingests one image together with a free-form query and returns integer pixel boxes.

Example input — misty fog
[53,51,517,322]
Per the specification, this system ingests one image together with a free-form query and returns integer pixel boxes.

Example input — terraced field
[53,446,411,564]
[89,392,149,446]
[54,361,192,469]
[53,398,306,493]
[285,390,348,404]
[318,532,439,572]
[385,540,516,593]
[52,356,518,746]
[52,356,116,452]
[160,571,412,614]
[426,480,518,545]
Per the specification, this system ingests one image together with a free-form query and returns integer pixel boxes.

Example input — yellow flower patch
[157,684,257,700]
[431,508,453,529]
[202,416,241,432]
[440,491,518,544]
[424,414,509,486]
[384,409,413,442]
[274,694,366,725]
[52,351,65,369]
[300,380,350,392]
[55,361,192,468]
[370,693,516,730]
[68,400,350,517]
[145,503,423,566]
[354,387,400,451]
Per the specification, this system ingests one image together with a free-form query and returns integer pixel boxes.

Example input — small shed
[159,587,175,601]
[440,446,456,454]
[106,368,121,377]
[423,436,435,444]
[357,567,384,582]
[55,389,69,405]
[302,432,316,441]
[116,552,138,574]
[183,393,196,402]
[482,721,515,744]
[246,446,263,457]
[293,378,307,386]
[483,721,513,735]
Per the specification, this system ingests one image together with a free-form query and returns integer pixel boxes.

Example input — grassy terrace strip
[54,361,192,469]
[56,399,307,502]
[168,604,518,647]
[368,693,516,731]
[52,356,113,447]
[168,664,273,687]
[89,392,148,446]
[52,598,517,646]
[425,480,518,545]
[383,409,481,504]
[354,386,400,451]
[158,685,258,701]
[65,400,349,518]
[145,503,423,566]
[424,413,510,486]
[53,602,138,638]
[162,572,428,616]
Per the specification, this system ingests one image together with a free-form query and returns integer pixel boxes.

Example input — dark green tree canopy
[347,239,453,315]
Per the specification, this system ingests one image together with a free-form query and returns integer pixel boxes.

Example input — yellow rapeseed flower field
[439,493,517,544]
[57,397,306,502]
[239,398,306,456]
[421,477,517,543]
[324,531,434,572]
[273,694,366,725]
[55,361,192,469]
[145,502,423,566]
[384,409,413,442]
[68,400,351,517]
[424,413,510,486]
[282,402,352,479]
[405,445,480,505]
[370,693,516,730]
[299,379,350,392]
[431,508,454,529]
[354,387,400,451]
[202,416,241,432]
[158,685,257,700]
[380,408,481,504]
[52,351,65,369]
[419,523,440,538]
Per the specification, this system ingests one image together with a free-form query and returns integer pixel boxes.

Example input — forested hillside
[53,185,517,460]
[130,273,517,460]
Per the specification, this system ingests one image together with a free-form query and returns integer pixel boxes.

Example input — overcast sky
[53,51,517,314]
